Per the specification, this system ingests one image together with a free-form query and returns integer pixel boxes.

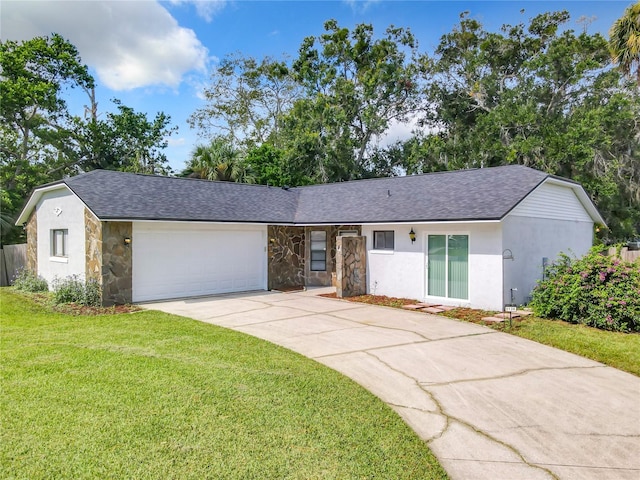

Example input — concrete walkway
[142,288,640,480]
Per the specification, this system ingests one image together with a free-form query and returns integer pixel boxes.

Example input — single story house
[16,165,604,310]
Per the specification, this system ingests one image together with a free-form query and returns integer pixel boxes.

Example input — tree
[1,35,177,245]
[413,11,640,241]
[188,55,301,149]
[244,143,311,187]
[0,34,93,245]
[286,20,420,182]
[80,99,175,175]
[609,2,640,85]
[183,137,253,183]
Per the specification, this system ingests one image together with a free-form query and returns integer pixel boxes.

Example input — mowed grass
[0,289,447,479]
[496,317,640,377]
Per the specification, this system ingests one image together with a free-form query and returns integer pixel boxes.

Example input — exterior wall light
[409,228,416,244]
[124,236,132,246]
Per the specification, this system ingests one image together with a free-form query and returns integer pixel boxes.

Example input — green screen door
[427,234,468,300]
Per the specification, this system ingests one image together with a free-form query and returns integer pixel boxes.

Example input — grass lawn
[0,289,447,479]
[493,318,640,377]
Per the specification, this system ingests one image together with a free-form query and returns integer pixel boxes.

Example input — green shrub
[52,275,101,307]
[12,268,48,292]
[530,246,640,332]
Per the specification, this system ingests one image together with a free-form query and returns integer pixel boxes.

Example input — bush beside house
[531,246,640,332]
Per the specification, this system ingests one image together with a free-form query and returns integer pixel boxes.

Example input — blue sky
[2,1,631,172]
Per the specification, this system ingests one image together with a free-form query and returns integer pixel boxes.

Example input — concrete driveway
[142,288,640,480]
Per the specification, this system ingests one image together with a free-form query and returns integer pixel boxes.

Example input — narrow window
[373,230,394,250]
[310,230,327,271]
[52,229,68,257]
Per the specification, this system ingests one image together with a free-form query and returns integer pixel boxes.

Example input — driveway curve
[143,288,640,480]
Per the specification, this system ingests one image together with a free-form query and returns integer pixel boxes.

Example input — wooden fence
[0,244,27,286]
[607,246,640,264]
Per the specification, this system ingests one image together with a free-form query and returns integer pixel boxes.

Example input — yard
[0,289,447,479]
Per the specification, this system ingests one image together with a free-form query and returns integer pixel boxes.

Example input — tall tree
[412,11,640,241]
[0,34,93,244]
[80,99,175,175]
[1,35,177,245]
[609,2,640,85]
[286,20,420,182]
[188,55,301,149]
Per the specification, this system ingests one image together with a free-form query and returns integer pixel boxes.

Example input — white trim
[98,219,503,226]
[369,249,394,255]
[49,256,68,263]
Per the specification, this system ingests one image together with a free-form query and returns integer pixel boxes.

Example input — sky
[1,0,632,172]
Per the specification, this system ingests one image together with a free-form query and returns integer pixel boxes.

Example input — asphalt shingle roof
[63,170,299,223]
[55,165,558,224]
[293,165,550,223]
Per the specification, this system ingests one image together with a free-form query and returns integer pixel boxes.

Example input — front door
[426,234,469,300]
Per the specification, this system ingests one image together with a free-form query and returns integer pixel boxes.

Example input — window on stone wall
[310,230,327,271]
[52,229,68,257]
[373,230,394,250]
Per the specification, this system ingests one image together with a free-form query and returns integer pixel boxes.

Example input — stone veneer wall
[336,236,367,297]
[268,225,305,290]
[26,210,38,273]
[84,208,102,283]
[101,222,132,305]
[305,225,361,287]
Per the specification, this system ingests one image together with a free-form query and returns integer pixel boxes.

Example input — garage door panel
[133,224,266,302]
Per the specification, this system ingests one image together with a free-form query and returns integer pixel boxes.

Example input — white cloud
[343,0,381,13]
[378,116,420,148]
[1,0,209,91]
[167,137,187,146]
[170,0,228,22]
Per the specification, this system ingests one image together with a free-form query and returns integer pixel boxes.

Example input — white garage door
[132,223,267,302]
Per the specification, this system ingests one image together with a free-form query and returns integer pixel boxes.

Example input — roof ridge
[293,164,537,190]
[68,169,298,191]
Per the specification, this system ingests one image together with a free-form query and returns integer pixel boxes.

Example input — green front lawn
[0,289,447,479]
[494,317,640,377]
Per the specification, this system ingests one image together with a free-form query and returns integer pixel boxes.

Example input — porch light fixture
[409,228,416,244]
[124,236,131,246]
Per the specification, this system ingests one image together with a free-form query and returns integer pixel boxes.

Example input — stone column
[101,222,133,305]
[85,208,102,284]
[26,211,38,273]
[336,236,367,298]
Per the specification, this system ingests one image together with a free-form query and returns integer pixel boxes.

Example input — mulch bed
[319,292,500,324]
[19,291,141,316]
[52,303,142,316]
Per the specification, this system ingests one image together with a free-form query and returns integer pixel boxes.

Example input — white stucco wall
[502,215,593,306]
[502,180,595,306]
[362,222,503,310]
[35,188,87,287]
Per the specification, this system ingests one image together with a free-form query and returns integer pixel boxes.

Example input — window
[52,229,68,257]
[427,234,468,300]
[339,230,358,237]
[310,230,327,271]
[373,230,394,250]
